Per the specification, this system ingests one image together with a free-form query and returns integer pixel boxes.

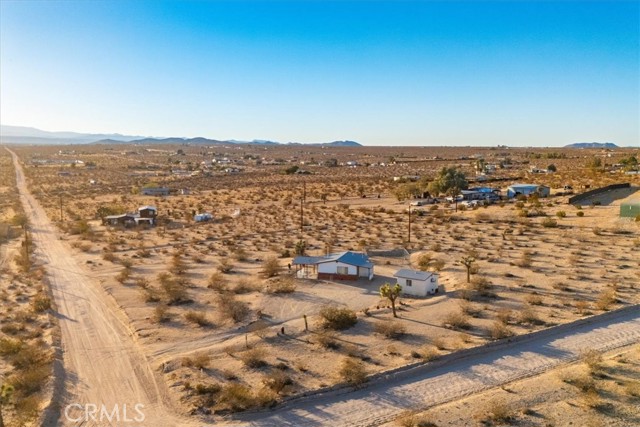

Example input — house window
[406,279,412,287]
[337,266,349,275]
[431,278,436,282]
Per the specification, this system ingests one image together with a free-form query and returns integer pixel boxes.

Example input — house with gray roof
[394,269,439,297]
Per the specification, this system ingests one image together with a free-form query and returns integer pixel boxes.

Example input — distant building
[506,184,550,198]
[194,213,213,222]
[103,206,157,227]
[141,187,170,196]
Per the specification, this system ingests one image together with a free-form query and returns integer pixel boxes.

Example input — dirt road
[8,149,195,427]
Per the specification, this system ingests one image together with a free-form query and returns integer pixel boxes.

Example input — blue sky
[1,1,638,146]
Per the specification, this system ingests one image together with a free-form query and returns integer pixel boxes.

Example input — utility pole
[299,181,306,240]
[407,202,411,244]
[59,194,64,222]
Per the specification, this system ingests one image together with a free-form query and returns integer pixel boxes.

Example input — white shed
[394,269,439,297]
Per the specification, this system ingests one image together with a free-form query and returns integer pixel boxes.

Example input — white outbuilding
[394,269,439,297]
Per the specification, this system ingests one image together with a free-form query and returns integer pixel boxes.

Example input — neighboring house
[460,190,485,201]
[194,213,213,222]
[292,251,374,281]
[103,206,157,227]
[141,187,170,196]
[506,184,550,198]
[394,269,439,297]
[102,213,137,227]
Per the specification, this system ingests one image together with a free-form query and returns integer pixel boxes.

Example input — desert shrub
[556,211,566,218]
[217,293,250,323]
[240,347,268,369]
[396,412,439,427]
[207,271,226,291]
[319,306,358,330]
[315,331,340,349]
[217,383,256,412]
[232,279,259,294]
[338,357,367,386]
[153,305,171,323]
[184,310,211,327]
[417,253,432,271]
[442,310,471,330]
[218,258,234,273]
[31,293,52,312]
[541,217,558,228]
[144,287,162,303]
[182,352,211,370]
[9,364,50,397]
[525,293,543,306]
[468,276,493,297]
[135,277,150,289]
[160,275,191,305]
[262,371,293,395]
[576,211,585,217]
[261,256,281,278]
[481,399,514,424]
[115,268,130,284]
[595,289,616,311]
[195,383,221,395]
[581,350,604,376]
[266,276,297,294]
[517,307,543,325]
[458,300,481,317]
[489,321,514,340]
[0,338,23,357]
[496,308,512,324]
[419,345,439,362]
[374,321,406,339]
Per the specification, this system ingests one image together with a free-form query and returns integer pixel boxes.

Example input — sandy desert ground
[0,143,638,426]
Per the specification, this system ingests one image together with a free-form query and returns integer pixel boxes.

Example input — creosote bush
[319,306,358,330]
[338,357,367,386]
[374,321,407,339]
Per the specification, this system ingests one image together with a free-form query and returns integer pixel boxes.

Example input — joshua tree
[380,283,402,318]
[459,255,476,283]
[0,383,14,427]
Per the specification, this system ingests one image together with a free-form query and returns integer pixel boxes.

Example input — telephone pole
[407,202,411,244]
[59,194,64,222]
[299,181,306,239]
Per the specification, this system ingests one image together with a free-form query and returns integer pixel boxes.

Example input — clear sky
[1,0,638,146]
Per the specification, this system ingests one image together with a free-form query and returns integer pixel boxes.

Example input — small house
[394,269,439,297]
[292,251,374,281]
[102,214,137,227]
[506,184,550,198]
[141,187,170,196]
[194,213,213,222]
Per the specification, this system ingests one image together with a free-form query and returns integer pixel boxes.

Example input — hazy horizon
[1,1,638,147]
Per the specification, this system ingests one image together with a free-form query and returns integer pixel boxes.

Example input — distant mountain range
[0,125,362,147]
[564,142,619,149]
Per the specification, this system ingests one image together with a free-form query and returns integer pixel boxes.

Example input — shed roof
[138,205,157,211]
[394,269,435,281]
[508,183,541,189]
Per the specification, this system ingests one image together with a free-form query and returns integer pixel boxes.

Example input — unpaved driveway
[8,149,195,427]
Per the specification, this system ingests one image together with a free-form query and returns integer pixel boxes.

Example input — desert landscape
[0,141,638,426]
